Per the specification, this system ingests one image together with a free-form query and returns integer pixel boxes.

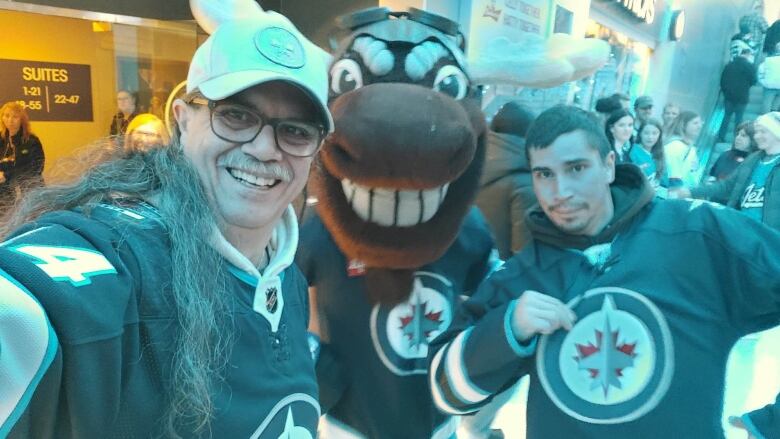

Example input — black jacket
[709,149,749,182]
[721,57,757,104]
[1,131,45,185]
[109,111,138,136]
[764,20,780,54]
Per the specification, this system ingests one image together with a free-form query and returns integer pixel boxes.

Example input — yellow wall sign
[0,59,93,122]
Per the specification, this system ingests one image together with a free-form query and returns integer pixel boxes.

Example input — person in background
[429,104,780,439]
[633,95,653,130]
[604,108,634,164]
[476,101,537,259]
[109,90,139,137]
[632,118,668,190]
[664,110,704,189]
[732,35,754,62]
[594,95,623,125]
[759,42,780,113]
[679,112,780,230]
[710,120,758,182]
[611,92,630,109]
[123,113,170,154]
[719,48,757,143]
[149,95,165,120]
[136,69,153,114]
[662,102,680,133]
[0,5,333,438]
[739,0,768,53]
[764,17,780,56]
[0,101,45,207]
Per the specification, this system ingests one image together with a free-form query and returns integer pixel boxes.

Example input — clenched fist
[510,290,577,342]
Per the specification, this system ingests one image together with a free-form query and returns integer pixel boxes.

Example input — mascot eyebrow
[405,40,450,81]
[352,35,394,76]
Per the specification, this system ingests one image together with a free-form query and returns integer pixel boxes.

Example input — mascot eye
[433,65,468,100]
[330,59,364,95]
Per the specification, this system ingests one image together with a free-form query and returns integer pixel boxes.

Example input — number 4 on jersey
[11,245,117,287]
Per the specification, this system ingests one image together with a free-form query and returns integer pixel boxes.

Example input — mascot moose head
[311,7,487,304]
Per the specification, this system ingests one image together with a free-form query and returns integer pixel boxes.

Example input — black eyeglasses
[188,96,325,157]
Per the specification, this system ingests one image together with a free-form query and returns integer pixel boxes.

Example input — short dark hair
[490,101,535,137]
[525,105,612,161]
[595,96,622,115]
[604,108,634,147]
[735,120,758,151]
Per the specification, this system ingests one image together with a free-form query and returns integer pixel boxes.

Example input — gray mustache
[217,151,292,182]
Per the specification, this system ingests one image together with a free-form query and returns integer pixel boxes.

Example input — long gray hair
[1,138,234,437]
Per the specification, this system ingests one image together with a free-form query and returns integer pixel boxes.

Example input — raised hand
[510,290,577,342]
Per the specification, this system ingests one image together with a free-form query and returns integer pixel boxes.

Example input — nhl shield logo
[537,287,674,424]
[266,286,279,313]
[370,271,454,376]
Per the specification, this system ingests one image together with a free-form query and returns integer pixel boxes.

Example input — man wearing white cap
[681,111,780,231]
[0,5,331,439]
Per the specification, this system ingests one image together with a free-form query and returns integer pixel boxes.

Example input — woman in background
[0,101,44,206]
[710,120,758,181]
[123,113,170,153]
[664,110,704,189]
[632,118,668,190]
[662,102,680,134]
[605,108,635,163]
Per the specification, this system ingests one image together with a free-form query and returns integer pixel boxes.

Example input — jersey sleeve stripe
[504,299,539,357]
[740,414,769,439]
[0,268,58,437]
[444,329,491,405]
[486,250,504,275]
[429,343,473,415]
[0,226,53,248]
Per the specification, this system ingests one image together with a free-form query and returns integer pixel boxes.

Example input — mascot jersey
[0,201,320,438]
[430,165,780,439]
[297,207,497,439]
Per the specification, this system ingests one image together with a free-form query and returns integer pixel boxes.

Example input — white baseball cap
[186,12,334,133]
[756,112,780,140]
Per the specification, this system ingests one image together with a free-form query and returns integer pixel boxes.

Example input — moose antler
[189,0,265,34]
[469,32,610,88]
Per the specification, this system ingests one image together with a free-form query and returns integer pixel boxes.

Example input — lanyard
[1,133,15,163]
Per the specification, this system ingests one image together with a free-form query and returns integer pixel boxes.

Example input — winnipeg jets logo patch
[254,27,306,69]
[370,271,454,376]
[537,287,674,424]
[249,394,319,439]
[565,295,651,404]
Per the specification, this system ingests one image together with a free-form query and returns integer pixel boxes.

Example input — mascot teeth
[341,179,449,227]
